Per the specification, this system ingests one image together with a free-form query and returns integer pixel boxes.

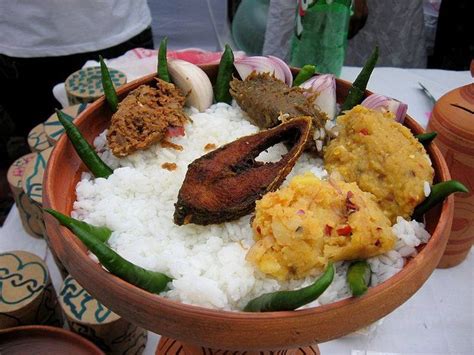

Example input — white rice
[72,103,431,311]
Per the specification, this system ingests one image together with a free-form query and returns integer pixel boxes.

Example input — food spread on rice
[49,47,468,312]
[229,72,328,153]
[247,173,396,281]
[324,105,434,222]
[107,78,188,157]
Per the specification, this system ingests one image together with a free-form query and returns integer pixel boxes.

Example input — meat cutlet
[107,78,188,157]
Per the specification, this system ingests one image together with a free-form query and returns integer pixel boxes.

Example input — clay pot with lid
[428,70,474,268]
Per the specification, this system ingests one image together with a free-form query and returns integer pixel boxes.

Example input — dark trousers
[0,27,153,167]
[427,0,473,70]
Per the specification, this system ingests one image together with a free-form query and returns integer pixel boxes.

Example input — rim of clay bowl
[0,325,104,354]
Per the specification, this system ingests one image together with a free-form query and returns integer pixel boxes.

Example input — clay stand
[65,66,127,105]
[59,276,147,354]
[0,251,64,329]
[429,81,474,267]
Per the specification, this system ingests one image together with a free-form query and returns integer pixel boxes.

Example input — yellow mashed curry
[324,106,434,222]
[247,173,396,280]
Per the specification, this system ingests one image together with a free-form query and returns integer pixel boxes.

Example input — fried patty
[107,78,188,157]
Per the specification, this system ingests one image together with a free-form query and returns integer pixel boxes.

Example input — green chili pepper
[341,46,379,112]
[44,207,112,243]
[56,109,113,179]
[158,37,171,83]
[243,262,334,312]
[214,44,235,104]
[414,180,469,219]
[45,209,172,294]
[347,260,371,297]
[293,64,316,86]
[415,132,437,145]
[99,56,119,112]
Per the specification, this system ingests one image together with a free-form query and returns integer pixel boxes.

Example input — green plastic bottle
[231,0,270,55]
[290,0,351,76]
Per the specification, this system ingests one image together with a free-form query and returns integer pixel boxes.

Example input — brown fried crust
[174,116,312,225]
[107,78,188,157]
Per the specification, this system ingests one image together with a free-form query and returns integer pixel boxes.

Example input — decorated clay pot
[0,251,63,329]
[59,276,147,354]
[43,104,89,145]
[21,147,68,278]
[27,123,52,153]
[65,67,127,105]
[7,153,43,238]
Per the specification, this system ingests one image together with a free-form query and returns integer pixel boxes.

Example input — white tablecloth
[1,67,472,355]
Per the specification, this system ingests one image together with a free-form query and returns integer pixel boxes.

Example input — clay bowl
[44,64,454,352]
[0,325,104,354]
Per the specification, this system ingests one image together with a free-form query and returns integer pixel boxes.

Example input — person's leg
[0,55,85,137]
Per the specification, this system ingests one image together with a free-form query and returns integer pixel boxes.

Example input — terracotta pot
[0,325,104,354]
[43,65,454,352]
[428,81,474,268]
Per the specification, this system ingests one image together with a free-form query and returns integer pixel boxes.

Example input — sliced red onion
[268,55,293,87]
[234,56,290,85]
[388,99,408,123]
[299,74,337,120]
[361,94,408,123]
